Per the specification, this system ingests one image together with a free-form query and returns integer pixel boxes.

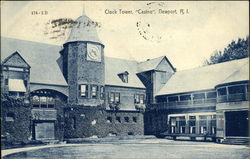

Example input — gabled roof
[137,56,175,73]
[2,51,31,68]
[156,58,249,96]
[1,37,67,86]
[1,37,145,88]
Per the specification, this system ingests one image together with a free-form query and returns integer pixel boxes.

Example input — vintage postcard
[1,1,249,159]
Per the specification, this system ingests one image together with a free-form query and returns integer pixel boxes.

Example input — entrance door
[35,122,55,140]
[225,111,249,137]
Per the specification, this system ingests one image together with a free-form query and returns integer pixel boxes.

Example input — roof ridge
[1,36,61,47]
[176,57,249,73]
[220,62,249,84]
[138,56,165,64]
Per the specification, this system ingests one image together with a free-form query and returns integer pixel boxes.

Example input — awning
[9,79,26,92]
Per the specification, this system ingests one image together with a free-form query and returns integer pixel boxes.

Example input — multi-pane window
[31,94,55,109]
[134,94,145,104]
[189,116,196,134]
[100,86,105,99]
[207,91,217,98]
[109,92,120,103]
[218,88,227,96]
[115,93,120,103]
[80,84,88,97]
[5,79,8,85]
[168,96,178,102]
[91,85,98,98]
[110,92,115,103]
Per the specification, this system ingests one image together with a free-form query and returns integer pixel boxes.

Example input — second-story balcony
[151,98,217,110]
[217,92,249,103]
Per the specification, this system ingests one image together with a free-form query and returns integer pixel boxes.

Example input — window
[189,116,196,134]
[109,92,119,103]
[8,67,24,72]
[211,127,216,134]
[207,92,216,98]
[107,117,112,123]
[116,116,121,123]
[160,72,167,84]
[31,95,55,108]
[71,117,76,129]
[133,117,137,122]
[200,126,207,134]
[6,112,15,122]
[91,85,98,98]
[100,86,105,99]
[5,79,8,85]
[168,96,178,102]
[180,95,191,101]
[79,84,88,97]
[9,91,18,96]
[180,126,185,134]
[135,94,140,104]
[139,95,144,104]
[124,117,129,122]
[218,88,227,96]
[118,71,129,83]
[40,96,47,108]
[134,94,145,104]
[228,85,245,94]
[193,93,205,99]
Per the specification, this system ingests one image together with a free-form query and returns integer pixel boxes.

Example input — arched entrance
[30,89,67,140]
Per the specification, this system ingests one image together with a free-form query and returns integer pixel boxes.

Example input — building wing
[1,37,145,89]
[156,58,249,96]
[1,37,68,86]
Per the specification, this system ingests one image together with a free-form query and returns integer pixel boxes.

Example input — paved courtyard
[2,137,250,159]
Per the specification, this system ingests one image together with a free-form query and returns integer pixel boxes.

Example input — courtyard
[2,136,249,159]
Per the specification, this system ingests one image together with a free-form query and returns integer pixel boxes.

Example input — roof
[137,56,175,73]
[1,37,67,86]
[66,15,102,44]
[1,37,145,88]
[156,58,249,96]
[137,56,165,73]
[219,61,249,85]
[105,57,144,88]
[2,51,31,68]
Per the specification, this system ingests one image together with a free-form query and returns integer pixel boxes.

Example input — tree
[204,36,249,65]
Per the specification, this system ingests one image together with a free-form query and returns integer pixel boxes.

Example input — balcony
[151,98,217,110]
[217,93,249,103]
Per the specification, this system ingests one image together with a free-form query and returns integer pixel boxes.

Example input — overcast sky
[1,1,249,70]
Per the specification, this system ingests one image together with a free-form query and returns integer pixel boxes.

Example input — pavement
[2,137,249,159]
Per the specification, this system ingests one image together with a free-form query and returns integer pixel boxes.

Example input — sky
[1,1,249,70]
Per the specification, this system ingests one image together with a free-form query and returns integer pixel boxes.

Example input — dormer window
[118,71,129,83]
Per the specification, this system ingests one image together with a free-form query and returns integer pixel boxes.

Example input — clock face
[87,43,101,62]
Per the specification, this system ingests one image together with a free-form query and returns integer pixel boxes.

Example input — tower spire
[82,3,85,16]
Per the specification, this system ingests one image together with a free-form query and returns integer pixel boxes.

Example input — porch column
[226,86,229,101]
[196,115,200,134]
[185,114,189,134]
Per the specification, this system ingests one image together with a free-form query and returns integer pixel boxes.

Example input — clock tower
[59,15,105,106]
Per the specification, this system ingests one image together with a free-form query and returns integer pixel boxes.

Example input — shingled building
[1,14,249,145]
